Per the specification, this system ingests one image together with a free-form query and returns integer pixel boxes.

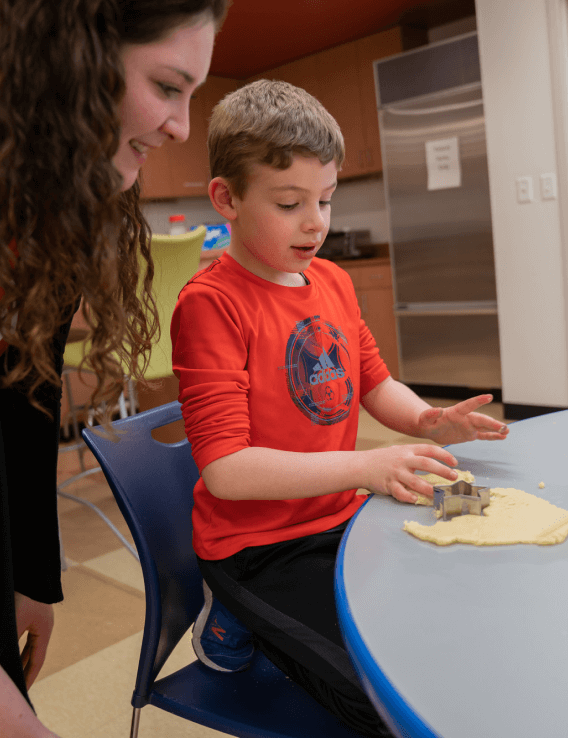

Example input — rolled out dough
[404,487,568,546]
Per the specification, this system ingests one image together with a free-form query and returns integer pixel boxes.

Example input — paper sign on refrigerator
[425,137,461,190]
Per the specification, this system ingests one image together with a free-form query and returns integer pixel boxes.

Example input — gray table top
[337,410,568,738]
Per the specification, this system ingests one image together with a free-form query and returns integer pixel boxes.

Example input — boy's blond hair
[207,79,345,198]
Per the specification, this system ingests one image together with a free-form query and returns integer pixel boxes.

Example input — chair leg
[118,391,128,419]
[126,377,138,415]
[130,707,141,738]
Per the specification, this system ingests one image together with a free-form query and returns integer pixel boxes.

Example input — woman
[0,1,228,735]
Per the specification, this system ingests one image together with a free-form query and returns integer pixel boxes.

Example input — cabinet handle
[361,293,368,314]
[369,273,384,280]
[366,149,373,167]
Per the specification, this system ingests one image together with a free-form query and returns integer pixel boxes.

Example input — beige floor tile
[30,640,142,737]
[32,627,202,738]
[38,566,144,680]
[87,707,229,738]
[57,474,112,515]
[83,548,145,593]
[59,493,135,563]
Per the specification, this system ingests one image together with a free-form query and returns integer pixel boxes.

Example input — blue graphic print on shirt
[285,315,353,425]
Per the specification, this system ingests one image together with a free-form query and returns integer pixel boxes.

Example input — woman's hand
[364,444,458,503]
[14,593,54,689]
[417,394,509,446]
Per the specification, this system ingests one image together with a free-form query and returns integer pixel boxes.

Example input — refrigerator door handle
[384,99,483,116]
[395,301,498,317]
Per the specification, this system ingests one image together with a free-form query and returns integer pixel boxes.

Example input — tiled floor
[31,397,508,737]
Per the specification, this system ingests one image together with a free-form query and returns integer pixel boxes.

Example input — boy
[171,80,508,736]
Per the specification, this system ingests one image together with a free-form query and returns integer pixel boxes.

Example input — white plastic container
[168,214,186,235]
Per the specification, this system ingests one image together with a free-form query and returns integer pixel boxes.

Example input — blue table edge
[335,496,440,738]
[334,416,548,737]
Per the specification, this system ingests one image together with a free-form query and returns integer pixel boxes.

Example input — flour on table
[404,487,568,546]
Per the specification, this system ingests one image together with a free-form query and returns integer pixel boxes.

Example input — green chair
[58,226,207,562]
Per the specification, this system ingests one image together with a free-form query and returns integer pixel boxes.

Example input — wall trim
[546,0,568,365]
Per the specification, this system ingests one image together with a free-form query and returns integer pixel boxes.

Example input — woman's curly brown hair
[0,0,229,415]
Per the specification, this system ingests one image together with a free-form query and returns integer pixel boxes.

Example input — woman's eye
[320,200,332,207]
[277,203,297,210]
[157,82,181,98]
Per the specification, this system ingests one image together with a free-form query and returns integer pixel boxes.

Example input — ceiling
[209,0,476,79]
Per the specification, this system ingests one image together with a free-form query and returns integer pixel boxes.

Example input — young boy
[171,79,508,736]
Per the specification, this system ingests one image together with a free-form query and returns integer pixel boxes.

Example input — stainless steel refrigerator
[374,32,501,390]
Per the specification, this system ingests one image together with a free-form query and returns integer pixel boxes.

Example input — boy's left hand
[418,394,509,446]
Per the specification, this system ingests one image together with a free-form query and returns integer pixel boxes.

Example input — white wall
[143,178,391,243]
[475,0,568,407]
[329,177,388,242]
[142,195,220,236]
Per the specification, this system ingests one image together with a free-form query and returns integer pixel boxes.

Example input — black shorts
[197,521,394,737]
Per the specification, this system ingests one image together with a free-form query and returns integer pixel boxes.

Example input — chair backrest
[144,227,206,380]
[82,401,203,703]
[63,227,206,375]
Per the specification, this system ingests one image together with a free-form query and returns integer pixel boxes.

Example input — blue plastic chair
[82,401,368,738]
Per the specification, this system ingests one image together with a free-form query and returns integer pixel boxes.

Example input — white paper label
[425,137,461,190]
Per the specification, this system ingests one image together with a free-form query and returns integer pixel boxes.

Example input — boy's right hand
[364,444,458,504]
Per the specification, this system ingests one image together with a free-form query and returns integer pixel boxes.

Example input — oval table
[335,410,568,738]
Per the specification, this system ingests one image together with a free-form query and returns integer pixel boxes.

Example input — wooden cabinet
[251,27,426,181]
[140,76,239,200]
[248,56,320,99]
[139,28,428,198]
[312,41,367,180]
[339,257,399,379]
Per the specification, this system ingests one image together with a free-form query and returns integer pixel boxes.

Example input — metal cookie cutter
[433,481,490,521]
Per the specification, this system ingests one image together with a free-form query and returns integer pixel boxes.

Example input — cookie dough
[413,469,475,507]
[404,487,568,546]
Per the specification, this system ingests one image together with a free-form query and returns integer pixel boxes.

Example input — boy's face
[228,155,338,285]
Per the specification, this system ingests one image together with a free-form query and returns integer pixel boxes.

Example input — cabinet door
[313,41,366,180]
[355,30,404,175]
[249,45,365,179]
[140,76,239,200]
[358,287,399,380]
[266,56,322,100]
[243,28,419,181]
[201,76,240,125]
[342,261,399,379]
[355,28,426,176]
[168,87,210,198]
[139,144,174,199]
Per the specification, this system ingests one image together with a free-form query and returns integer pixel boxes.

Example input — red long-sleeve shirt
[171,252,390,559]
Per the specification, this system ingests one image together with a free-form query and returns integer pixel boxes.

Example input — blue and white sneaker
[192,581,254,672]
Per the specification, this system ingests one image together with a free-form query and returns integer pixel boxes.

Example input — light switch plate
[540,173,557,200]
[516,176,533,203]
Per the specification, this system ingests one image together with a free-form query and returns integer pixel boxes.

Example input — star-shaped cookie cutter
[433,480,490,521]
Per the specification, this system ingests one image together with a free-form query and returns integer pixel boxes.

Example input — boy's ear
[209,177,238,220]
